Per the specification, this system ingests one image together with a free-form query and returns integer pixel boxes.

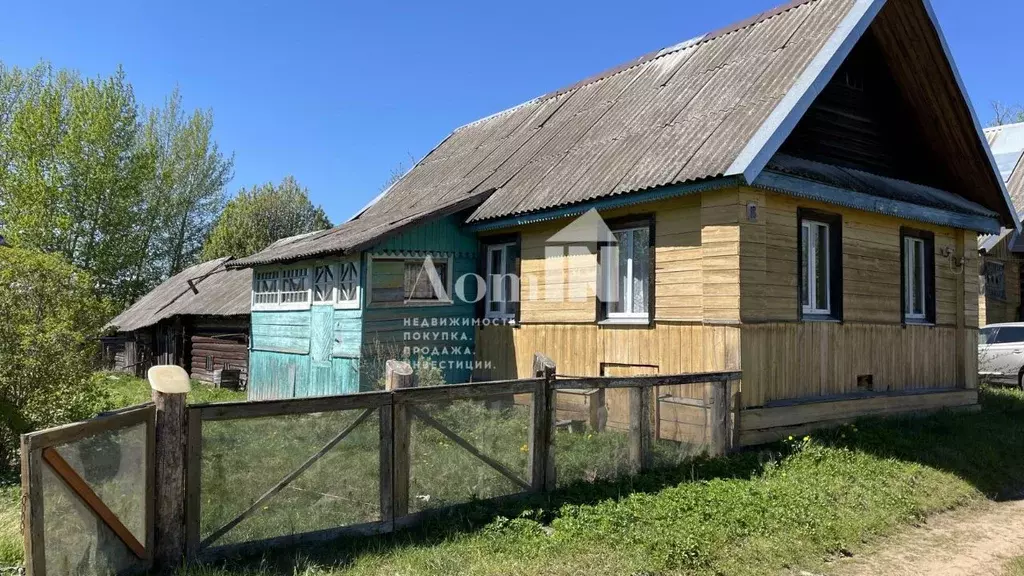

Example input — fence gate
[21,404,156,576]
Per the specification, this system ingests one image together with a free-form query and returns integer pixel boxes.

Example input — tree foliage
[201,176,331,260]
[0,62,233,306]
[0,247,112,466]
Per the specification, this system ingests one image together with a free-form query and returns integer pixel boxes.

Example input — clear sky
[0,0,1019,224]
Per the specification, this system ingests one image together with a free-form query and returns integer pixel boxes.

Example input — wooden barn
[978,121,1024,326]
[104,257,252,388]
[229,0,1018,443]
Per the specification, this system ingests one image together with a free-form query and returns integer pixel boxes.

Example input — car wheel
[1018,368,1024,391]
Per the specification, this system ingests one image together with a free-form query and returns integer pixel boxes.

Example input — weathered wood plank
[386,360,415,520]
[24,404,154,451]
[196,391,390,421]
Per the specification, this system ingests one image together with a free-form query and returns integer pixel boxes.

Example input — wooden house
[978,122,1024,326]
[230,0,1018,443]
[104,257,252,387]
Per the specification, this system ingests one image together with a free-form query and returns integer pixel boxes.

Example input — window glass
[313,264,335,303]
[405,260,447,301]
[605,226,649,319]
[253,270,279,305]
[904,237,927,318]
[980,327,997,345]
[485,243,516,319]
[992,327,1024,344]
[280,268,310,304]
[337,260,360,306]
[801,220,830,315]
[985,262,1006,299]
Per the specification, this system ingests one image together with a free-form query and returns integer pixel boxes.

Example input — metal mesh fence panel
[199,408,380,548]
[406,394,532,514]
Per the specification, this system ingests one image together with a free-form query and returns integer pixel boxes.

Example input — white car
[979,323,1024,388]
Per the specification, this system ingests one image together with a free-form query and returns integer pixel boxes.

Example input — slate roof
[979,123,1024,253]
[233,0,1015,268]
[105,257,252,333]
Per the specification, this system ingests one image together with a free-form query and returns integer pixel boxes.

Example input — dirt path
[817,499,1024,576]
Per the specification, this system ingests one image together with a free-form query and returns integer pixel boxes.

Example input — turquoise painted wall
[247,214,481,398]
[363,214,479,385]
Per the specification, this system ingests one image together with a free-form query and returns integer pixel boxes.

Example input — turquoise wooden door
[308,305,335,396]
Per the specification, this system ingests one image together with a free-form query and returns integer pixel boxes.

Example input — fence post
[149,366,190,572]
[530,353,556,491]
[709,378,728,457]
[385,359,414,521]
[628,385,653,474]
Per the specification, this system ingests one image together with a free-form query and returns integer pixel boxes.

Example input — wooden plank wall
[977,244,1020,326]
[189,335,248,386]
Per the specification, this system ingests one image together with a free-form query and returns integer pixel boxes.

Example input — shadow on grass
[190,386,1024,574]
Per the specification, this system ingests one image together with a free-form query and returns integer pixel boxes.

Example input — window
[797,209,842,320]
[337,259,360,309]
[980,327,997,345]
[253,270,279,306]
[369,256,451,306]
[602,225,651,321]
[901,228,934,323]
[985,261,1006,300]
[485,243,518,320]
[280,268,310,305]
[992,326,1024,344]
[801,220,831,315]
[313,264,335,303]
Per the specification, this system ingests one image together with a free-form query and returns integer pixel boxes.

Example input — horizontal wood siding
[372,214,479,255]
[251,311,311,354]
[743,191,972,325]
[740,323,978,408]
[333,309,362,358]
[189,335,249,386]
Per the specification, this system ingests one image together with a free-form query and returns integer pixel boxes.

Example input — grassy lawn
[6,383,1024,574]
[0,372,245,568]
[1006,557,1024,576]
[176,386,1024,576]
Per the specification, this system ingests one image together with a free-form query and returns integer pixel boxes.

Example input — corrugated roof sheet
[767,154,997,217]
[231,0,858,268]
[979,123,1024,252]
[105,257,252,333]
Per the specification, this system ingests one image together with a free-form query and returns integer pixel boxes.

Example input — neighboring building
[230,0,1018,444]
[978,122,1024,326]
[104,257,252,388]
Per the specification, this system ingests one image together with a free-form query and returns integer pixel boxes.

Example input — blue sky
[0,0,1019,224]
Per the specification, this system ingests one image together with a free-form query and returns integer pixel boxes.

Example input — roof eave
[725,0,886,186]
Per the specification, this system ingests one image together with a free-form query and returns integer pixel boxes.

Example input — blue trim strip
[465,177,740,232]
[727,0,885,184]
[753,171,1000,234]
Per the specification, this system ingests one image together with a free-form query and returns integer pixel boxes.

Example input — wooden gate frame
[21,404,156,576]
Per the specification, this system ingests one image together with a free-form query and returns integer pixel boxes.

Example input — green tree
[0,247,112,466]
[138,88,234,278]
[201,176,331,260]
[0,65,156,305]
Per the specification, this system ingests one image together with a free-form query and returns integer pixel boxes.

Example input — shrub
[0,247,112,468]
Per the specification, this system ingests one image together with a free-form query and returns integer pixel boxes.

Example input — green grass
[176,386,1024,576]
[0,373,245,568]
[1005,556,1024,576]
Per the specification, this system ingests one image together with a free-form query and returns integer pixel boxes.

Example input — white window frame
[312,262,336,304]
[485,243,516,321]
[801,220,831,316]
[252,269,280,308]
[604,226,650,322]
[252,264,313,311]
[903,236,927,321]
[335,258,361,310]
[366,255,454,307]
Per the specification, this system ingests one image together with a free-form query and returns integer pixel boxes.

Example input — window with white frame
[337,259,360,308]
[369,256,451,305]
[280,268,310,305]
[801,219,831,316]
[603,226,650,320]
[903,236,927,320]
[313,264,335,303]
[485,243,518,320]
[253,270,280,306]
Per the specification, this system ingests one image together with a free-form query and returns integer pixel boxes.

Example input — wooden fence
[21,354,740,575]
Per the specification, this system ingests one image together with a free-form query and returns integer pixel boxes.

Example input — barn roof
[105,257,252,333]
[233,0,1017,268]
